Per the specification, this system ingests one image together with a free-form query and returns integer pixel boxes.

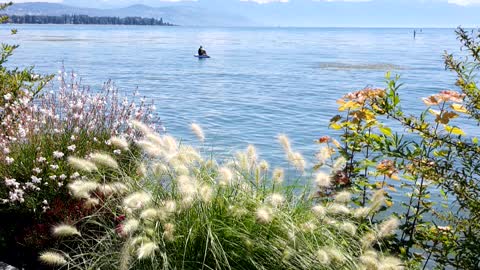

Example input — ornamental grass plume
[334,191,352,204]
[163,223,175,242]
[39,251,67,266]
[259,160,269,171]
[131,120,154,136]
[246,144,258,166]
[370,189,386,212]
[67,180,99,199]
[361,232,377,250]
[199,184,213,203]
[378,217,400,238]
[84,197,100,209]
[327,203,351,215]
[164,200,176,213]
[378,256,404,270]
[301,221,318,232]
[354,207,372,219]
[277,134,291,152]
[289,151,306,172]
[122,219,140,235]
[136,139,162,157]
[111,182,129,194]
[332,156,347,172]
[315,171,332,188]
[177,146,202,164]
[123,192,152,210]
[312,205,327,218]
[140,208,158,221]
[272,167,284,184]
[177,175,196,198]
[326,247,346,264]
[360,254,379,270]
[267,193,284,207]
[90,152,119,169]
[190,123,205,142]
[67,156,98,172]
[162,135,178,154]
[110,136,129,150]
[52,224,81,237]
[339,222,357,236]
[316,146,333,163]
[256,206,273,224]
[146,133,164,147]
[218,166,233,186]
[316,249,331,265]
[137,242,159,260]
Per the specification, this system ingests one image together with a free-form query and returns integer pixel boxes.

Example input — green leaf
[379,126,392,137]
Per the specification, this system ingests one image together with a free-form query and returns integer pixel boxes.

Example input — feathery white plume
[39,251,67,266]
[52,224,80,237]
[190,123,205,142]
[68,157,98,172]
[90,152,119,169]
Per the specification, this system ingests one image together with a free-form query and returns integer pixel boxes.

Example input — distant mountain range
[4,3,253,26]
[4,1,480,27]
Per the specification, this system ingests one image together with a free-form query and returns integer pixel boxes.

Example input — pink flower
[67,145,76,152]
[5,157,14,165]
[31,176,42,184]
[53,151,64,159]
[5,178,19,188]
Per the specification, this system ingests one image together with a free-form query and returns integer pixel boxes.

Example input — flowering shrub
[0,47,159,267]
[0,71,158,211]
[39,122,404,270]
[325,28,480,269]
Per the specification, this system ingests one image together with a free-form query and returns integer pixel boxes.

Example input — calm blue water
[1,25,473,173]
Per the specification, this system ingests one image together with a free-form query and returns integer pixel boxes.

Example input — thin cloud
[240,0,289,3]
[448,0,480,5]
[10,0,63,2]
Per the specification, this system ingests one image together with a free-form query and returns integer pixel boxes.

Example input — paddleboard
[195,55,210,58]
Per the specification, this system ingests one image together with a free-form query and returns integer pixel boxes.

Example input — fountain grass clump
[41,122,404,270]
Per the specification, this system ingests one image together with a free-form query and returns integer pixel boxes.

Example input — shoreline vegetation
[1,2,480,269]
[1,14,175,26]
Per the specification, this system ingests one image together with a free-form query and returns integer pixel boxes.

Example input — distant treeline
[2,14,174,26]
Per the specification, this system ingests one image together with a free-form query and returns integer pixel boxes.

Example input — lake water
[1,25,473,174]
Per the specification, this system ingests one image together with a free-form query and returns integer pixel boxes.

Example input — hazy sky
[8,0,480,6]
[7,0,480,27]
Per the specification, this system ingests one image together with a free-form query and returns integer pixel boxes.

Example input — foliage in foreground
[326,28,480,269]
[0,2,52,108]
[0,4,159,263]
[0,70,158,267]
[40,122,404,270]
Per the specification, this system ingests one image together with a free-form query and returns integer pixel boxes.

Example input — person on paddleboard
[198,46,207,56]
